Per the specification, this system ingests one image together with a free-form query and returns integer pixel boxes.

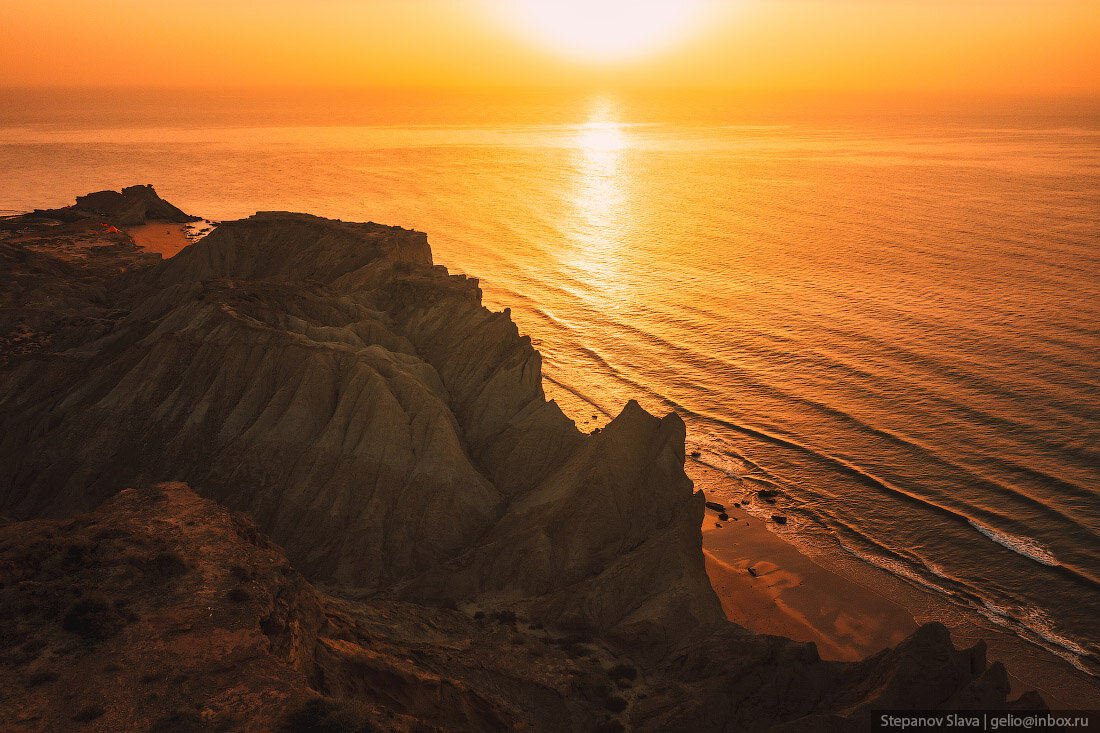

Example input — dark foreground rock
[0,191,1043,730]
[0,482,632,731]
[0,482,1043,732]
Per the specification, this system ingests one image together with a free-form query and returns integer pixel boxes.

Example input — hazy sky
[3,0,1098,94]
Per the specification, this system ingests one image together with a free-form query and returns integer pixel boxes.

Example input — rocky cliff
[0,190,1042,730]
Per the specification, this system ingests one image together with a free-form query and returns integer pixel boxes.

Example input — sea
[2,87,1098,700]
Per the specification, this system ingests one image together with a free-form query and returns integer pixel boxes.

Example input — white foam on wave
[968,520,1059,567]
[976,599,1093,674]
[923,559,948,578]
[695,450,752,479]
[836,539,946,594]
[839,540,1092,674]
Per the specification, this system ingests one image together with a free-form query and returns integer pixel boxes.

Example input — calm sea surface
[3,89,1098,683]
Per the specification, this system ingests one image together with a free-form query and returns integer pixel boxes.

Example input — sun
[495,0,717,64]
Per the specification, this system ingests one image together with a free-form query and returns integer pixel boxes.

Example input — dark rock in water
[757,489,779,500]
[718,513,729,521]
[704,501,726,513]
[0,190,1046,730]
[772,515,788,525]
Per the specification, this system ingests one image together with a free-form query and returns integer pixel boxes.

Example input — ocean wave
[689,450,755,479]
[976,599,1094,674]
[541,373,613,419]
[839,537,1094,673]
[835,538,947,595]
[968,520,1060,567]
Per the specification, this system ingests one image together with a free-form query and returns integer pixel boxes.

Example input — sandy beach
[690,464,918,661]
[687,460,1100,708]
[126,222,195,258]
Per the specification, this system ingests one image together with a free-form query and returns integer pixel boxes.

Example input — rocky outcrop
[2,185,197,228]
[635,620,1046,731]
[399,402,719,653]
[71,184,200,226]
[0,214,160,362]
[0,194,1042,729]
[0,482,324,731]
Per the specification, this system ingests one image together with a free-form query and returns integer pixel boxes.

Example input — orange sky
[3,0,1099,95]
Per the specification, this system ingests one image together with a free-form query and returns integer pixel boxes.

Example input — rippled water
[2,89,1098,680]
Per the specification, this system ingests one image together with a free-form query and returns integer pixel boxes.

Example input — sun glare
[498,0,717,63]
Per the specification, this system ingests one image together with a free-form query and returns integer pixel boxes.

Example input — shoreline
[126,222,206,258]
[697,498,917,662]
[688,461,917,662]
[686,460,1100,709]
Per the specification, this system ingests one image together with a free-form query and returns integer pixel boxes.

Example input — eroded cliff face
[0,192,1041,730]
[0,208,722,649]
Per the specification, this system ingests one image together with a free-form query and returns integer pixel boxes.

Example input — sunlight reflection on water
[564,97,631,307]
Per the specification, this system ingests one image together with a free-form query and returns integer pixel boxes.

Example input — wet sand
[697,492,917,661]
[686,460,1100,707]
[126,223,194,258]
